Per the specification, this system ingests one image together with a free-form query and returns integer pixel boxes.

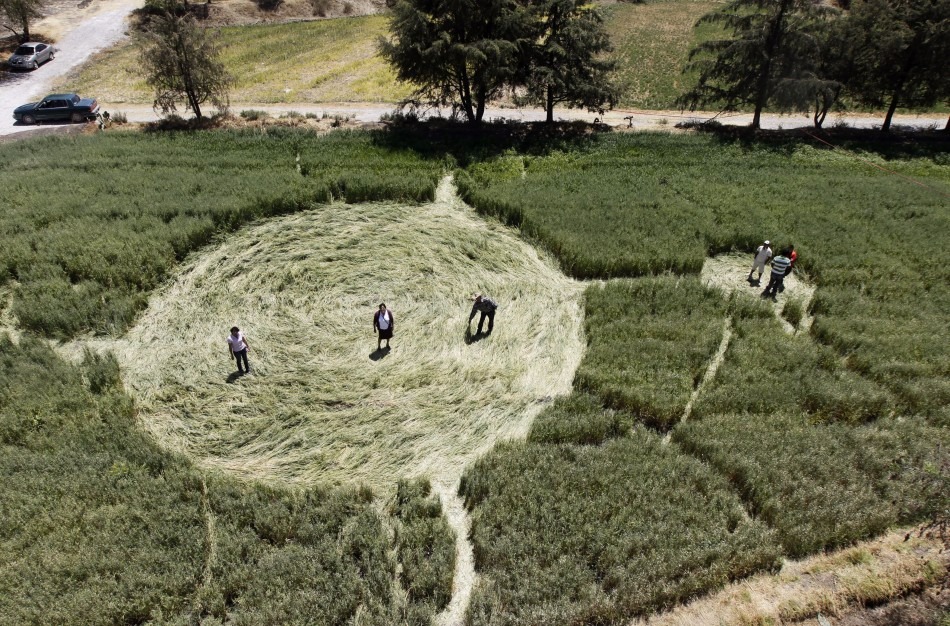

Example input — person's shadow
[464,328,489,345]
[226,371,245,383]
[369,346,391,361]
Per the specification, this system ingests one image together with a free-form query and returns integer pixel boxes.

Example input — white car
[7,42,55,71]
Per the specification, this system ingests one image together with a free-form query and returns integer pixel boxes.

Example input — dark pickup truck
[13,93,99,125]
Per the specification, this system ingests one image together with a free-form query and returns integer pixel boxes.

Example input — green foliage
[459,433,781,624]
[0,336,448,625]
[577,277,731,429]
[679,0,837,127]
[693,317,893,423]
[460,132,950,414]
[521,0,618,122]
[0,130,441,338]
[139,3,233,120]
[673,414,950,556]
[381,0,528,124]
[528,392,628,445]
[837,0,950,131]
[393,479,456,614]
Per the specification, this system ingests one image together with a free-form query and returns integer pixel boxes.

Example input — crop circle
[118,182,584,487]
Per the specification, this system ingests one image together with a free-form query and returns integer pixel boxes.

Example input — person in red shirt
[779,245,797,293]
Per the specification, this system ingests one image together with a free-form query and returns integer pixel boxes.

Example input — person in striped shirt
[762,249,792,300]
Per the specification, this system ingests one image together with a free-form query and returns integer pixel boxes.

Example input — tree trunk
[459,70,476,123]
[21,17,30,42]
[546,86,554,123]
[474,90,485,124]
[881,92,899,132]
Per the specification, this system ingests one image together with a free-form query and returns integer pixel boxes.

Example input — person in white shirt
[373,304,394,351]
[748,240,772,285]
[227,326,251,375]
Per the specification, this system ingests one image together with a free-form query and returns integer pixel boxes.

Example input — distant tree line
[678,0,950,131]
[380,0,618,124]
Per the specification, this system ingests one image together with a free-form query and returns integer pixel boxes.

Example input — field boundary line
[670,316,733,438]
[433,478,477,626]
[801,129,950,199]
[193,478,218,620]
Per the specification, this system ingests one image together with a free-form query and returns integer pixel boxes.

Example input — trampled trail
[701,253,816,335]
[432,479,477,626]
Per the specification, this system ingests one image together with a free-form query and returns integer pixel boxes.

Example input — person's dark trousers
[234,349,249,373]
[762,273,784,299]
[477,310,495,334]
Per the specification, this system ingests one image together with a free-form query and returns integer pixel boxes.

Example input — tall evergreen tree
[381,0,530,124]
[139,4,232,121]
[839,0,950,132]
[522,0,618,123]
[679,0,833,129]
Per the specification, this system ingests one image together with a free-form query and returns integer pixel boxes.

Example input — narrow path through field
[194,478,218,619]
[681,316,732,425]
[433,478,476,626]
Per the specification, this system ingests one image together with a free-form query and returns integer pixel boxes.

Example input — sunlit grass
[57,16,411,104]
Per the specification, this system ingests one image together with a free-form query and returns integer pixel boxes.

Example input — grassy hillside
[58,16,410,105]
[58,1,714,109]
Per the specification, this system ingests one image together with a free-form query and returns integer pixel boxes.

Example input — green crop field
[1,126,948,625]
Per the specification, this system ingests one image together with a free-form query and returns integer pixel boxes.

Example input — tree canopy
[0,0,45,42]
[521,0,618,123]
[139,4,232,121]
[679,0,835,129]
[839,0,950,131]
[381,0,617,124]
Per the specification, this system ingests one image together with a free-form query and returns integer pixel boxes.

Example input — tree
[838,0,950,132]
[0,0,45,42]
[679,0,834,129]
[380,0,529,124]
[139,3,232,121]
[521,0,618,123]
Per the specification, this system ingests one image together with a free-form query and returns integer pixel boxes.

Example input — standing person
[469,294,498,335]
[373,303,394,351]
[748,240,772,285]
[227,326,251,375]
[779,244,797,293]
[762,248,792,300]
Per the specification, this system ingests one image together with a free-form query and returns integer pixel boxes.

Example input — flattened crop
[117,181,584,487]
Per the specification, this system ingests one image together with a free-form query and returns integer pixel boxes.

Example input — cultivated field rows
[0,128,947,625]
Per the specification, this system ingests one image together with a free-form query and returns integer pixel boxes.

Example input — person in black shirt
[468,294,498,335]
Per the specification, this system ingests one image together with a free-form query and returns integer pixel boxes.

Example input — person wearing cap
[748,240,772,285]
[762,247,793,300]
[227,326,251,375]
[468,294,498,335]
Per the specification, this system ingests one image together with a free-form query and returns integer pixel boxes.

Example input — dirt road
[0,0,945,136]
[0,0,142,136]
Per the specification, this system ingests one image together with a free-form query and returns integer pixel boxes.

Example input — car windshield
[14,46,35,55]
[69,94,80,103]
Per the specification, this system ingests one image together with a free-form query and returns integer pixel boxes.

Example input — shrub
[239,109,268,120]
